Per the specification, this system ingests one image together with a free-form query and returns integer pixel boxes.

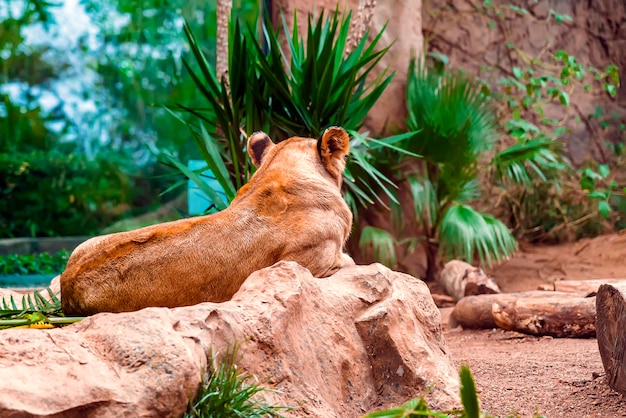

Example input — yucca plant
[168,8,411,214]
[0,288,83,330]
[253,9,393,138]
[185,343,288,418]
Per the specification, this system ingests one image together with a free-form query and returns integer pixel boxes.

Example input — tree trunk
[425,240,439,282]
[492,295,596,338]
[216,0,232,83]
[596,283,626,395]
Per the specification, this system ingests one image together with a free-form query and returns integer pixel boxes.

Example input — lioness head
[248,125,349,186]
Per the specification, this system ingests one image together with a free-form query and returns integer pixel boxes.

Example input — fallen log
[492,295,596,338]
[450,291,574,330]
[539,279,626,296]
[596,283,626,395]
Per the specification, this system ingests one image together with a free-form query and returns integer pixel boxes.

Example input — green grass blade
[459,365,480,418]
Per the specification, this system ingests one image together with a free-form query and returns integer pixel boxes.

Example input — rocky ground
[440,230,626,417]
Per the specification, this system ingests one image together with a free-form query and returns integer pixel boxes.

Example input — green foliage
[475,2,621,240]
[490,45,621,240]
[406,61,516,275]
[361,61,516,279]
[0,251,69,275]
[427,1,622,241]
[578,162,626,229]
[359,226,399,269]
[185,343,288,418]
[0,150,133,237]
[254,9,393,138]
[0,288,83,330]
[459,366,480,418]
[170,8,404,214]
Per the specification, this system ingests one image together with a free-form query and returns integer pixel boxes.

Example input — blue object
[0,274,57,289]
[187,160,228,215]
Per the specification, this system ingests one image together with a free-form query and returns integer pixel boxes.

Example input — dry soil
[440,230,626,418]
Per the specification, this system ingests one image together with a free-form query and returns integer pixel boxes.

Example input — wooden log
[450,291,573,330]
[539,279,626,296]
[492,295,596,338]
[596,283,626,395]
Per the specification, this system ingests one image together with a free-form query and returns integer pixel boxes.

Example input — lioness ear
[318,126,350,182]
[248,131,275,167]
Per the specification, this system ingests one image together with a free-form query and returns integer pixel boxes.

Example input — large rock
[0,262,459,417]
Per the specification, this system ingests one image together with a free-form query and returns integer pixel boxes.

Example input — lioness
[61,127,354,315]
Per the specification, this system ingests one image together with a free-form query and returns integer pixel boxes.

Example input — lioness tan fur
[61,127,354,315]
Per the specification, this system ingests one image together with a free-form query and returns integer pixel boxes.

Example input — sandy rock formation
[0,262,458,417]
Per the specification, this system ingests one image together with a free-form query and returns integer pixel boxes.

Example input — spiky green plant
[0,288,83,330]
[185,343,289,418]
[168,8,411,215]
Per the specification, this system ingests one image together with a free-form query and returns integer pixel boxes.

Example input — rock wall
[422,0,626,164]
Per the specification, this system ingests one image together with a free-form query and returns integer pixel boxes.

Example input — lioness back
[61,127,354,315]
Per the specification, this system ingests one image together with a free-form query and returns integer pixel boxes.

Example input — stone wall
[422,0,626,164]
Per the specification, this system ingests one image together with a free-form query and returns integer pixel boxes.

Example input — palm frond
[492,136,569,186]
[406,58,498,168]
[438,204,517,266]
[406,175,437,227]
[0,288,84,330]
[358,226,398,269]
[346,130,422,213]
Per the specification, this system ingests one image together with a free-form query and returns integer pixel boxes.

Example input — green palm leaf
[0,288,84,330]
[492,136,568,186]
[439,204,516,266]
[358,226,398,269]
[406,59,498,168]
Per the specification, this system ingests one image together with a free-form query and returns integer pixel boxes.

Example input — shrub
[0,149,133,237]
[167,8,410,216]
[0,251,69,275]
[185,343,288,418]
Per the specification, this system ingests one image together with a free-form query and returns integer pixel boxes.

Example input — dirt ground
[440,230,626,417]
